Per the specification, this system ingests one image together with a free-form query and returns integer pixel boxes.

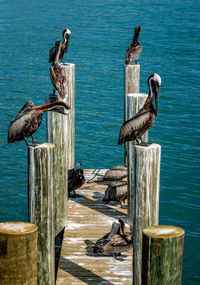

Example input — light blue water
[0,1,199,283]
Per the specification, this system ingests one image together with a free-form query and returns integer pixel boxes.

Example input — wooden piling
[133,143,161,285]
[126,93,148,225]
[28,143,55,285]
[124,64,140,166]
[0,222,37,285]
[48,62,75,170]
[142,225,185,285]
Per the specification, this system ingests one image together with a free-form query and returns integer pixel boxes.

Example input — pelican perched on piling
[50,40,67,99]
[118,73,161,145]
[93,218,132,257]
[8,100,70,145]
[49,28,71,65]
[125,26,142,65]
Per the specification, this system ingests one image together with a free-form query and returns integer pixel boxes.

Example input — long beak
[33,101,70,115]
[155,85,160,116]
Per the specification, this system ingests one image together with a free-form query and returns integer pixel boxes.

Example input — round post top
[143,225,185,239]
[0,222,37,235]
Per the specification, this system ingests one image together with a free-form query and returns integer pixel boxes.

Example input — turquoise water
[0,0,199,283]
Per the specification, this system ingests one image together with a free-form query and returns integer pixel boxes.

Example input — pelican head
[62,28,71,40]
[148,73,161,116]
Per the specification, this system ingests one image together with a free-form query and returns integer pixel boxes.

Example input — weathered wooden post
[133,143,161,285]
[47,62,75,278]
[142,225,185,285]
[126,93,148,225]
[0,222,37,285]
[124,64,140,165]
[28,143,55,285]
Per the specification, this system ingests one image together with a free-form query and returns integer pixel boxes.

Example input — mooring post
[124,64,140,166]
[0,222,37,285]
[133,143,161,285]
[48,62,75,170]
[126,93,148,225]
[142,225,185,285]
[28,143,55,285]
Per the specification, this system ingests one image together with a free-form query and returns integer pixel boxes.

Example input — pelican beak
[50,106,71,115]
[155,84,160,116]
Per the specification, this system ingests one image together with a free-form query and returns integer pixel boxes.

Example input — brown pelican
[103,165,127,181]
[93,218,132,257]
[125,26,142,65]
[49,28,71,65]
[50,40,66,99]
[68,163,85,197]
[103,181,127,208]
[118,73,161,145]
[8,100,70,145]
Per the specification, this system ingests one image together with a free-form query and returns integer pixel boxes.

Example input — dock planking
[56,169,132,285]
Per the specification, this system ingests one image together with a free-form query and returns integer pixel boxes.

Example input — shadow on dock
[59,256,114,285]
[69,193,126,219]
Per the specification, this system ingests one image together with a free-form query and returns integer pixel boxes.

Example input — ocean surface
[0,0,199,283]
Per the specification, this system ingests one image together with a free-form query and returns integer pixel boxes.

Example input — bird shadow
[138,142,153,147]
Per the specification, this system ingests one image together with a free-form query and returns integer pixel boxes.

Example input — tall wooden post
[28,143,55,285]
[124,64,140,166]
[142,225,185,285]
[127,93,148,225]
[48,62,75,170]
[0,222,37,285]
[133,143,161,285]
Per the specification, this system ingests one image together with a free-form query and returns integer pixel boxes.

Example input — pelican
[93,218,132,257]
[8,100,70,145]
[49,28,71,65]
[125,26,142,65]
[103,165,127,181]
[68,163,85,197]
[50,40,66,99]
[118,73,161,145]
[103,181,127,208]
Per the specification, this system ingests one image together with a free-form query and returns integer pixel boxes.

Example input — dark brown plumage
[103,181,127,208]
[68,163,85,197]
[93,218,132,257]
[118,73,161,145]
[125,26,142,65]
[8,101,70,145]
[103,165,127,181]
[49,28,71,65]
[50,40,67,99]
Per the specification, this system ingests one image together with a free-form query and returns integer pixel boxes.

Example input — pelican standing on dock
[50,40,66,99]
[93,218,132,257]
[125,26,142,65]
[103,181,127,208]
[68,163,85,197]
[118,73,161,145]
[49,28,71,65]
[103,165,127,181]
[8,101,70,145]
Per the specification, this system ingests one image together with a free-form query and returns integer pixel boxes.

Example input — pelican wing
[49,45,57,64]
[8,110,41,143]
[118,111,152,145]
[14,101,34,120]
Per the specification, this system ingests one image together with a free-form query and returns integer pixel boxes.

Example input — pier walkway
[56,169,132,284]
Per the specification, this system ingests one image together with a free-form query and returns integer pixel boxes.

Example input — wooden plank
[56,169,132,284]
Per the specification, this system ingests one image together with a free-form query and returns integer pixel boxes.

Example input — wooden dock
[56,169,132,285]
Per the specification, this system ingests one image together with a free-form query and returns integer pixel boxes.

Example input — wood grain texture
[133,144,161,285]
[126,93,148,226]
[142,225,185,285]
[56,169,133,285]
[28,143,55,285]
[0,222,37,285]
